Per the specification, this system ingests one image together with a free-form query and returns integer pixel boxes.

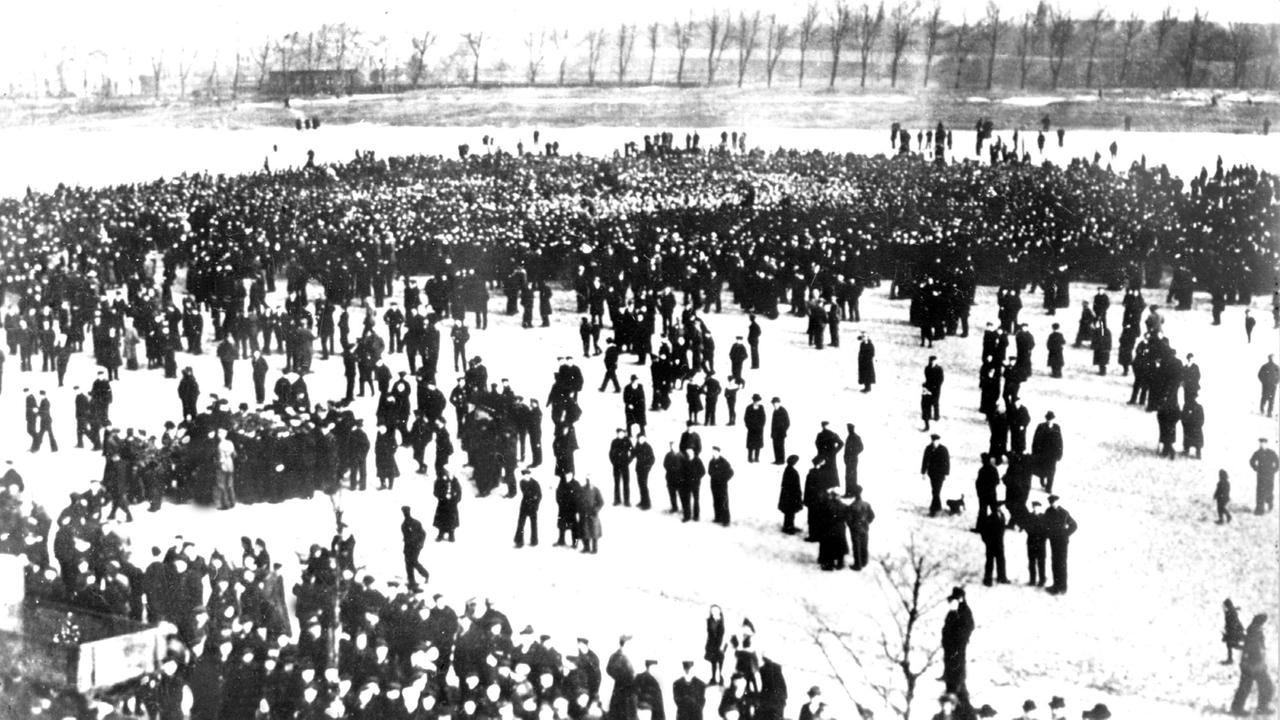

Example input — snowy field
[1,122,1278,197]
[3,279,1277,719]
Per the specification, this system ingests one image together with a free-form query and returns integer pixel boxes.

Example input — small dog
[945,495,966,515]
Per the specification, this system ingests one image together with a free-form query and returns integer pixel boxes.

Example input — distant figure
[1214,469,1232,525]
[1221,599,1245,664]
[1230,613,1275,716]
[400,505,430,591]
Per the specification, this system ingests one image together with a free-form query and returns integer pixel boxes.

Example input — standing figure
[921,434,950,517]
[513,470,541,548]
[1043,494,1078,595]
[705,606,727,685]
[940,587,975,707]
[857,335,876,392]
[400,505,430,591]
[1250,438,1278,514]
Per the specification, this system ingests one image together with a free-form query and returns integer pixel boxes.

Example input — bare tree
[524,31,546,84]
[1083,9,1108,88]
[765,15,791,87]
[329,24,358,94]
[207,55,219,98]
[1227,24,1255,88]
[951,17,970,89]
[1117,14,1144,87]
[922,2,942,87]
[1047,7,1074,90]
[870,539,967,720]
[150,53,163,99]
[706,10,733,86]
[888,1,918,88]
[854,1,886,88]
[617,24,637,83]
[1180,9,1204,88]
[1152,7,1177,87]
[462,32,484,86]
[647,23,660,83]
[409,32,437,87]
[276,33,296,96]
[549,30,570,85]
[255,40,271,90]
[828,1,854,88]
[1265,25,1279,88]
[736,11,762,87]
[982,2,1002,90]
[177,50,198,97]
[1014,2,1047,89]
[798,1,821,86]
[673,17,696,84]
[232,51,242,99]
[585,29,607,85]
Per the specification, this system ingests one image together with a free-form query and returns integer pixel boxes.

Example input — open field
[3,280,1277,719]
[1,86,1276,134]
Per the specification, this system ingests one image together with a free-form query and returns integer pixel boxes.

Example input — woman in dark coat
[704,605,727,685]
[433,473,462,541]
[857,336,876,392]
[375,425,399,490]
[777,455,803,534]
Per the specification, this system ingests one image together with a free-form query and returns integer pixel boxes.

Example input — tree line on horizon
[15,2,1280,101]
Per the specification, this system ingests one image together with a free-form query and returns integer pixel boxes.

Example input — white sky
[2,0,1277,79]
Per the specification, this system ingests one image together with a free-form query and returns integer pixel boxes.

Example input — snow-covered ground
[1,122,1277,198]
[3,279,1277,719]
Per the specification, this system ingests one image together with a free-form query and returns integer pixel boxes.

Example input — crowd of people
[0,123,1277,720]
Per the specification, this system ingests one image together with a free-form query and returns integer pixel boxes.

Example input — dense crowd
[0,127,1277,720]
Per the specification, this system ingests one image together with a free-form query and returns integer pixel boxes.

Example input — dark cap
[947,586,965,601]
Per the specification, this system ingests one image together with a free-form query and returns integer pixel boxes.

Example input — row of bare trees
[65,4,1279,101]
[388,5,1278,91]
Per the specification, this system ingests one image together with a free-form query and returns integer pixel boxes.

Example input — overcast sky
[2,0,1276,77]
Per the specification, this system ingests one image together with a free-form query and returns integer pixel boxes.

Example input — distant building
[263,69,362,96]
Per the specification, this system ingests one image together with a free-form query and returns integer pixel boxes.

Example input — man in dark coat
[769,398,790,465]
[744,394,766,463]
[1023,501,1047,586]
[672,661,707,720]
[607,637,638,720]
[756,656,788,720]
[514,470,542,548]
[1046,323,1066,377]
[216,337,238,390]
[555,474,582,547]
[610,428,635,507]
[707,447,735,526]
[778,455,803,534]
[624,376,648,435]
[921,434,950,517]
[1030,412,1063,493]
[1258,355,1279,417]
[841,424,863,497]
[636,661,666,720]
[251,351,269,405]
[978,502,1010,586]
[1250,438,1278,514]
[634,434,656,510]
[941,587,975,707]
[857,335,876,392]
[400,505,430,591]
[662,443,683,514]
[178,367,200,420]
[680,448,705,522]
[1043,494,1078,594]
[923,356,944,420]
[845,486,875,571]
